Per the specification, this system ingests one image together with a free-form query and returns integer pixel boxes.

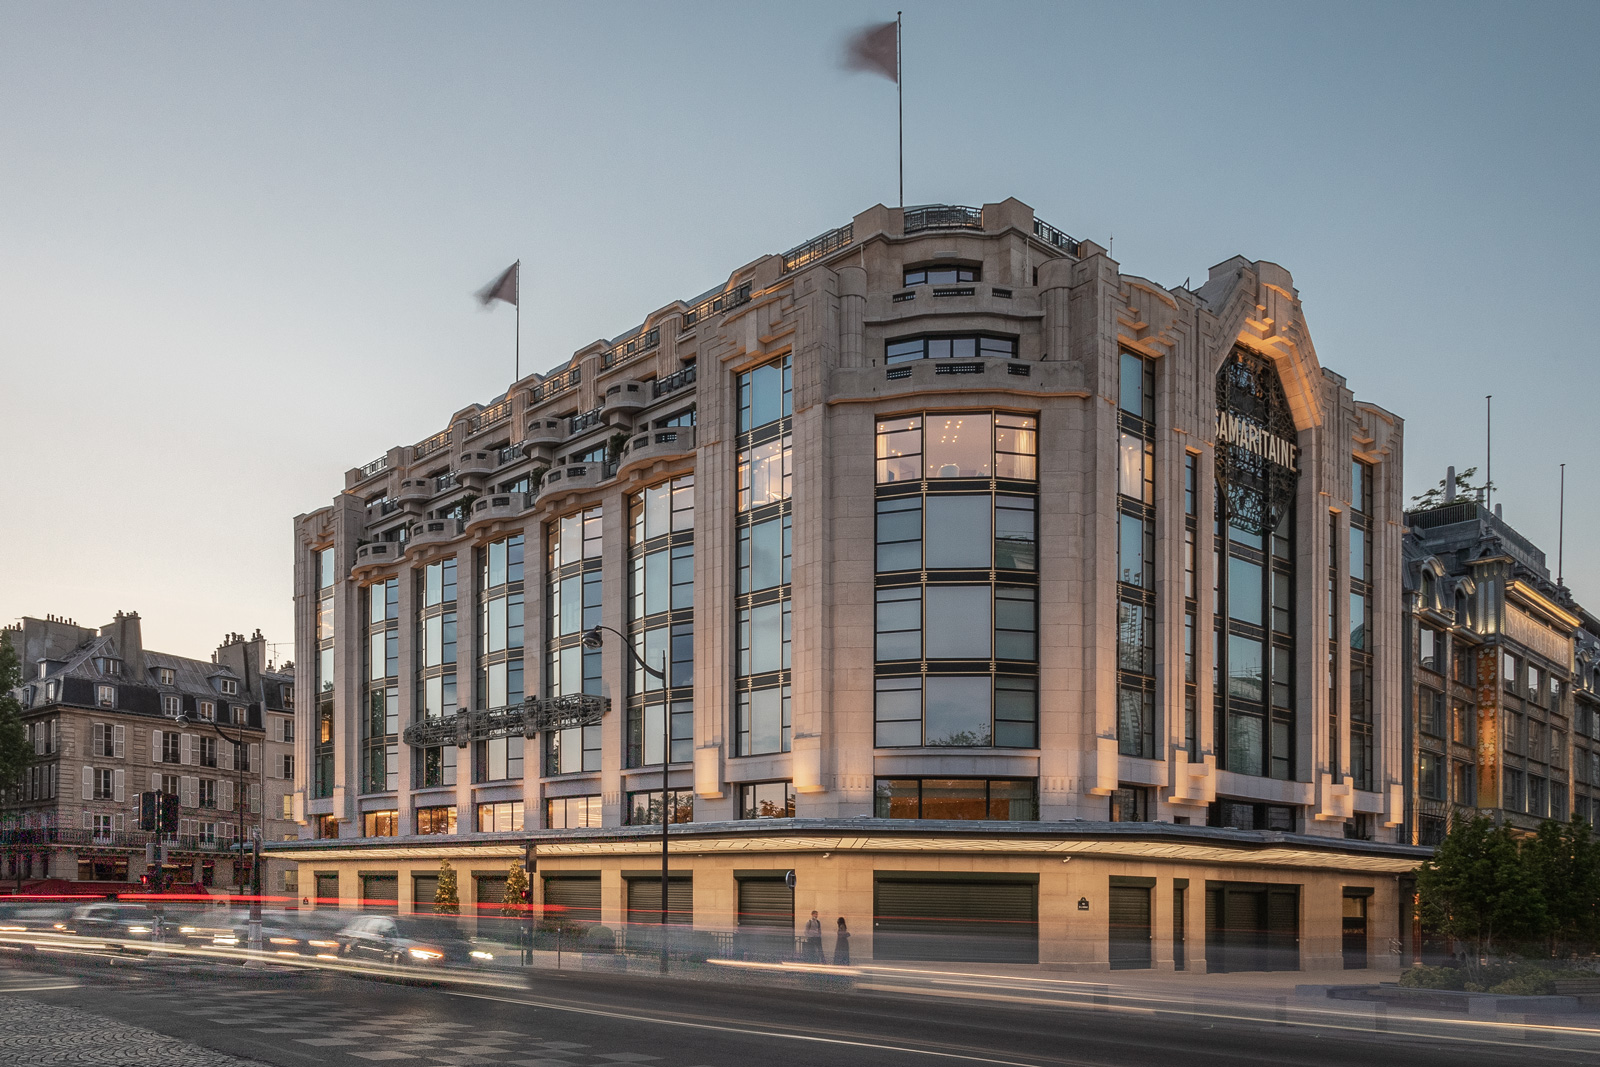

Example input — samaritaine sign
[1215,350,1301,534]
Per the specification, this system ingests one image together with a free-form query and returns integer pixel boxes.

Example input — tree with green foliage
[1521,815,1600,956]
[1409,466,1487,511]
[503,859,529,917]
[0,633,31,796]
[434,859,460,915]
[1416,815,1544,960]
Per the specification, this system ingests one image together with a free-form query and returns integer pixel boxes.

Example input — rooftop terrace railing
[903,204,984,234]
[530,365,581,404]
[603,327,661,370]
[467,399,512,434]
[1032,217,1081,256]
[413,429,451,460]
[357,455,389,480]
[681,282,752,330]
[781,223,854,274]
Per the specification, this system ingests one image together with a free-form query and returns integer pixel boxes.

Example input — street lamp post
[173,712,262,956]
[581,625,670,973]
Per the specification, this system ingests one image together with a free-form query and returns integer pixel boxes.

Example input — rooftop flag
[477,261,519,308]
[844,19,898,83]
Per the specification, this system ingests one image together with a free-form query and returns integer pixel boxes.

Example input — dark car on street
[336,914,493,967]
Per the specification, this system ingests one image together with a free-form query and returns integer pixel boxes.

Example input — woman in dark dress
[833,916,850,965]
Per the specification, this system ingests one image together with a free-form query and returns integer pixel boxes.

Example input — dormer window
[38,662,48,679]
[282,684,294,708]
[96,657,123,676]
[232,705,247,725]
[220,678,238,696]
[45,680,58,702]
[96,684,115,708]
[162,695,181,716]
[158,668,175,686]
[904,264,979,286]
[199,700,216,722]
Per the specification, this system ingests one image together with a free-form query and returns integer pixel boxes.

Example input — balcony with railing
[456,450,496,480]
[465,492,527,532]
[681,282,752,331]
[617,427,696,477]
[530,365,581,404]
[603,327,660,370]
[903,204,984,234]
[413,429,451,461]
[1032,217,1080,256]
[536,461,612,501]
[0,826,246,854]
[409,518,465,550]
[522,417,566,461]
[653,363,697,398]
[396,478,431,505]
[353,540,405,573]
[466,399,512,436]
[433,471,461,494]
[781,222,854,274]
[601,379,649,419]
[357,455,389,481]
[569,407,605,435]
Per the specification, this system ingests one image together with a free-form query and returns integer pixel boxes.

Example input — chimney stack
[1445,466,1456,503]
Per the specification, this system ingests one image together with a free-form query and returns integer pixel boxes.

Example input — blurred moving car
[61,902,174,946]
[0,901,76,937]
[209,909,351,957]
[337,914,494,967]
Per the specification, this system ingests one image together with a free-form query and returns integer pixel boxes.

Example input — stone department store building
[277,198,1425,971]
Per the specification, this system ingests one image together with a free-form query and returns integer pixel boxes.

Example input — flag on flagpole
[844,20,898,82]
[477,262,519,307]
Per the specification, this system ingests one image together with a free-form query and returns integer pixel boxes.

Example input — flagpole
[897,11,903,210]
[515,260,521,382]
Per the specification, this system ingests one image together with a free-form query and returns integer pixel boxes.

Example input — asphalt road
[0,953,1587,1067]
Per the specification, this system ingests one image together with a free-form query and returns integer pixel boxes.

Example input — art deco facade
[2,613,292,889]
[281,199,1422,970]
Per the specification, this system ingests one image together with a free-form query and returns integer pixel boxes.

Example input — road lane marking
[445,988,1073,1067]
[0,983,83,993]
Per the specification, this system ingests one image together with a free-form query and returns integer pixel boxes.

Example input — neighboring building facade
[1,612,273,891]
[213,630,299,896]
[279,198,1423,970]
[1402,493,1588,842]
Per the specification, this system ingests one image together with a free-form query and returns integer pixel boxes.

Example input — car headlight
[469,950,494,961]
[407,947,443,961]
[127,925,151,933]
[214,935,240,945]
[308,939,338,948]
[179,926,197,934]
[269,937,299,945]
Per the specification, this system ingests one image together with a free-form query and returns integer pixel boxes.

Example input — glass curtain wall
[362,577,399,795]
[734,357,793,758]
[873,410,1039,752]
[545,508,603,774]
[628,476,694,768]
[1349,461,1373,790]
[1117,352,1156,758]
[413,558,458,788]
[1213,351,1297,782]
[476,536,525,784]
[313,547,336,799]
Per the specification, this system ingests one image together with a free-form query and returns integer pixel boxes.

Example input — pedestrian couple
[803,910,850,965]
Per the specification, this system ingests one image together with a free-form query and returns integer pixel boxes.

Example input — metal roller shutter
[413,875,439,914]
[542,876,601,925]
[315,872,340,905]
[1108,885,1152,970]
[1206,882,1299,972]
[476,875,508,908]
[736,878,795,960]
[626,877,693,926]
[361,874,398,912]
[873,878,1038,963]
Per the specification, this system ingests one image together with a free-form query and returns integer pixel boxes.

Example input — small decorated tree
[434,859,460,915]
[503,859,530,918]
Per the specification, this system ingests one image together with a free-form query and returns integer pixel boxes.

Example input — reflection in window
[739,780,796,819]
[884,334,1017,364]
[875,412,1037,484]
[873,778,1036,820]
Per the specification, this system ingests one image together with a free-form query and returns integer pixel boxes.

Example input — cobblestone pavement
[0,994,263,1066]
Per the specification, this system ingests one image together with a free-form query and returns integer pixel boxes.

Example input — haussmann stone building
[275,198,1426,972]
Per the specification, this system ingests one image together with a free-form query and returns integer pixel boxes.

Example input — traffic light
[139,792,158,832]
[160,793,180,834]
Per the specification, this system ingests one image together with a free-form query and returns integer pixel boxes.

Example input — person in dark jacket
[833,916,850,965]
[803,910,823,962]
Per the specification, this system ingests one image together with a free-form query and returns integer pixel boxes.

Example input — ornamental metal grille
[1215,349,1300,535]
[399,694,608,748]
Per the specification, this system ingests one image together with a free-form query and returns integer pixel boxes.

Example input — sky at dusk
[4,0,1599,660]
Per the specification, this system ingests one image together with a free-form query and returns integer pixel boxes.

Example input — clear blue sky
[4,0,1598,658]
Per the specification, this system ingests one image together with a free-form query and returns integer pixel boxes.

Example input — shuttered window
[413,875,440,914]
[1108,883,1152,970]
[361,874,399,912]
[542,876,601,925]
[475,875,508,908]
[1205,882,1299,972]
[736,878,794,929]
[625,877,692,926]
[315,872,340,905]
[873,877,1038,963]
